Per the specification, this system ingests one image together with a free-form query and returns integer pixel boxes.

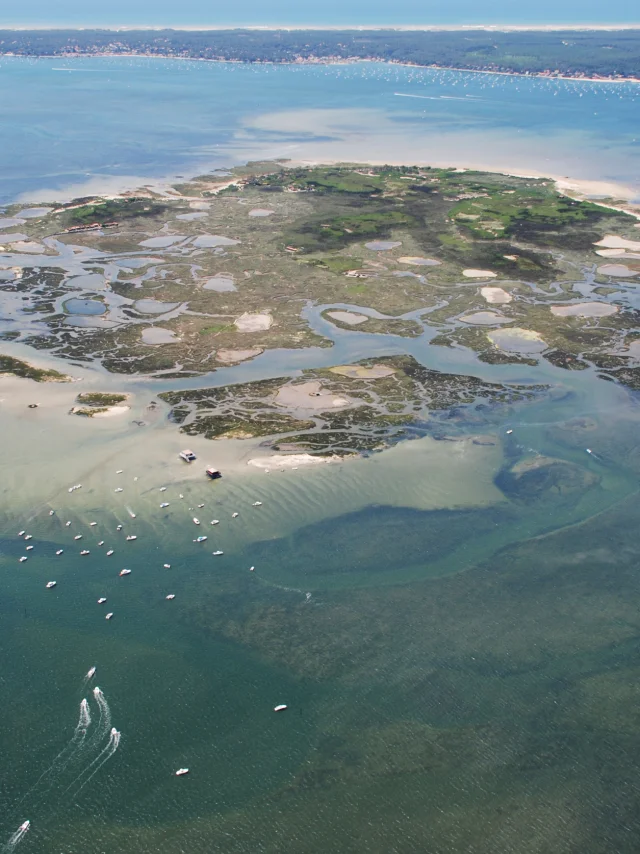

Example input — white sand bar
[234,312,273,332]
[216,348,263,363]
[327,310,369,325]
[597,264,639,278]
[551,302,618,318]
[275,381,352,411]
[463,269,497,278]
[329,364,396,379]
[489,327,546,353]
[248,453,331,469]
[595,235,640,251]
[397,256,441,266]
[481,286,512,304]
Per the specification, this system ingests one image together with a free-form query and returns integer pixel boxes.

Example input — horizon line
[2,23,640,33]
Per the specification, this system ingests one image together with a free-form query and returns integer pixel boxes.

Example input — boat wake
[3,688,121,846]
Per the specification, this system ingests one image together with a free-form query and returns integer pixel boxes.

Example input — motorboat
[197,503,205,509]
[194,536,207,543]
[116,469,123,474]
[74,535,82,540]
[175,768,189,776]
[126,535,137,541]
[24,534,32,541]
[18,821,30,832]
[205,467,221,480]
[80,550,90,556]
[179,450,197,463]
[163,563,171,568]
[273,704,288,712]
[232,512,239,518]
[90,522,97,527]
[115,487,123,493]
[106,549,114,556]
[252,501,263,507]
[160,487,167,492]
[26,545,33,551]
[116,524,123,531]
[192,518,200,525]
[105,612,114,620]
[249,566,255,571]
[160,502,170,508]
[166,594,176,600]
[45,581,57,589]
[212,550,224,556]
[97,597,107,604]
[98,541,104,546]
[19,556,27,563]
[56,549,63,555]
[210,520,219,526]
[119,569,132,576]
[86,666,96,678]
[49,510,55,516]
[127,510,136,519]
[65,521,71,527]
[18,530,25,536]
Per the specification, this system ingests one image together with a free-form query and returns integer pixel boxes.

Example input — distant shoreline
[3,24,640,32]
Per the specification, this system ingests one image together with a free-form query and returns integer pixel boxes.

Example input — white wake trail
[64,728,121,799]
[2,823,29,853]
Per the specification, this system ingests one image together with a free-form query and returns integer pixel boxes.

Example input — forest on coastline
[0,28,639,78]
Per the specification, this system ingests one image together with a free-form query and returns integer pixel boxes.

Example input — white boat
[160,502,170,508]
[197,503,205,509]
[586,448,593,455]
[210,520,219,526]
[119,569,131,576]
[116,525,123,531]
[49,510,55,516]
[97,597,107,604]
[19,556,27,563]
[232,512,239,518]
[273,704,288,712]
[90,522,97,527]
[115,487,123,493]
[249,566,255,571]
[106,549,114,556]
[166,594,176,600]
[56,549,63,555]
[86,666,96,678]
[506,429,513,435]
[98,541,104,546]
[126,535,137,541]
[127,509,136,519]
[252,501,263,507]
[192,518,200,525]
[179,494,184,499]
[206,467,222,480]
[18,530,25,536]
[24,534,32,541]
[65,521,71,527]
[175,768,189,776]
[116,469,123,474]
[179,449,197,463]
[194,536,208,543]
[160,487,167,492]
[105,612,114,620]
[212,550,224,556]
[18,821,30,833]
[46,581,57,589]
[163,563,171,568]
[26,545,33,551]
[74,535,82,540]
[80,550,90,555]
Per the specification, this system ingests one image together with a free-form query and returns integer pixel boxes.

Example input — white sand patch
[327,310,369,325]
[275,380,352,411]
[597,264,639,278]
[463,269,497,278]
[234,312,273,332]
[550,302,618,318]
[481,286,512,304]
[92,405,130,418]
[215,348,263,363]
[397,256,441,266]
[595,235,640,251]
[329,364,396,379]
[248,453,333,469]
[9,241,45,253]
[489,327,546,353]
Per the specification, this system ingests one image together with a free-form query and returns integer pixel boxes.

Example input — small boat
[192,518,200,525]
[18,530,25,536]
[175,768,189,776]
[74,535,82,540]
[26,545,33,551]
[159,487,167,492]
[119,569,131,576]
[249,566,255,571]
[106,549,114,556]
[65,521,71,527]
[49,510,55,516]
[105,612,114,620]
[166,594,175,600]
[506,429,513,435]
[232,512,239,518]
[160,502,170,508]
[46,581,57,589]
[252,501,263,507]
[206,467,222,480]
[197,503,205,509]
[126,535,137,541]
[586,448,593,455]
[24,534,33,541]
[116,469,123,474]
[116,525,123,531]
[163,563,171,568]
[56,549,63,555]
[86,666,96,678]
[98,541,104,546]
[19,556,27,563]
[210,520,219,526]
[273,704,288,713]
[90,522,97,527]
[194,536,208,543]
[18,821,29,833]
[115,487,123,493]
[212,550,224,556]
[179,494,184,499]
[97,597,107,604]
[127,509,136,519]
[179,449,197,463]
[80,550,90,556]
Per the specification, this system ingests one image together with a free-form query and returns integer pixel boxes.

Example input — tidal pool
[365,240,402,251]
[459,311,511,326]
[64,298,106,316]
[192,235,240,248]
[248,209,275,217]
[203,275,236,292]
[141,327,180,344]
[139,236,187,248]
[551,302,618,318]
[134,299,181,314]
[488,327,547,353]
